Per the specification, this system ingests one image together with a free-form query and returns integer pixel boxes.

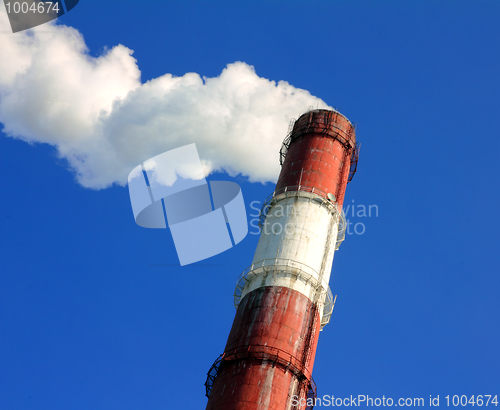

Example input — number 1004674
[445,395,498,406]
[4,2,60,14]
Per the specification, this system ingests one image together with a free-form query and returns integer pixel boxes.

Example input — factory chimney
[205,109,359,410]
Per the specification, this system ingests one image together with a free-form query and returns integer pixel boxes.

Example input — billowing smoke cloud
[0,5,331,189]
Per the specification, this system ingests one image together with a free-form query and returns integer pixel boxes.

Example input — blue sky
[1,1,499,409]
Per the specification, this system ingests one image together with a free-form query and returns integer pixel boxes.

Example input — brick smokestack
[205,109,358,410]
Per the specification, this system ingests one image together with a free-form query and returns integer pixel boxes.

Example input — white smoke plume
[0,5,331,189]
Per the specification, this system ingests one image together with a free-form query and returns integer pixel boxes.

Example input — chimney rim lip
[296,108,355,129]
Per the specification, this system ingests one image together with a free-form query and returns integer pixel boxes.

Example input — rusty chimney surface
[205,109,358,410]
